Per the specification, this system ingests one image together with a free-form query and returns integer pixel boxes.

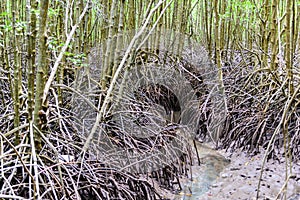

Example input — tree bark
[33,0,50,151]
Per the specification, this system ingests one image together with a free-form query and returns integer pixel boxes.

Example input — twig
[81,0,166,153]
[42,1,91,104]
[256,83,300,199]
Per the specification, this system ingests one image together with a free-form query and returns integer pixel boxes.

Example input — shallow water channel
[176,141,230,199]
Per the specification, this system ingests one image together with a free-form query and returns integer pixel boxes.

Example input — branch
[42,0,91,104]
[82,0,166,153]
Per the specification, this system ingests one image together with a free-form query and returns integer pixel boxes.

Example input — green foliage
[240,0,255,11]
[66,52,87,67]
[15,20,27,32]
[48,36,61,50]
[0,11,9,17]
[48,8,59,18]
[0,21,12,32]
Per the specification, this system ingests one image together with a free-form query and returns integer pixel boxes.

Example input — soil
[156,142,300,200]
[195,145,300,200]
[195,144,300,200]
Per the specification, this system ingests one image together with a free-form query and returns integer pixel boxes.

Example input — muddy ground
[157,142,300,200]
[197,146,300,200]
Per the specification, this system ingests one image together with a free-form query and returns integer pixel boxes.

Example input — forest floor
[196,145,300,200]
[157,142,300,200]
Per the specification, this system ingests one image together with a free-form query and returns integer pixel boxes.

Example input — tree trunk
[33,0,50,151]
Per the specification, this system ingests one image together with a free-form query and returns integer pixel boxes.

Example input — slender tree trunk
[128,0,136,30]
[100,0,117,90]
[33,0,50,151]
[12,0,21,145]
[113,0,125,75]
[214,0,221,67]
[285,0,294,94]
[27,0,38,122]
[270,0,279,76]
[260,0,271,68]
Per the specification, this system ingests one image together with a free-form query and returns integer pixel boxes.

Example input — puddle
[175,142,230,200]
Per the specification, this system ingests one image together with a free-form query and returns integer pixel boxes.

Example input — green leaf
[64,52,74,57]
[0,12,8,17]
